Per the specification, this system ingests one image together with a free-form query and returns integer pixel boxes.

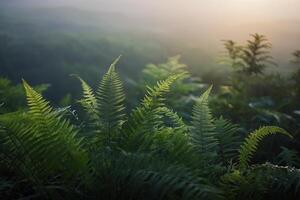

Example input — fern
[190,86,218,161]
[276,147,300,167]
[148,107,197,166]
[242,163,300,199]
[157,107,187,132]
[215,117,241,164]
[138,165,220,200]
[122,74,183,151]
[96,56,126,137]
[72,74,97,116]
[220,169,267,200]
[140,74,183,109]
[1,80,88,182]
[74,57,126,145]
[91,151,219,200]
[0,57,297,199]
[239,126,293,169]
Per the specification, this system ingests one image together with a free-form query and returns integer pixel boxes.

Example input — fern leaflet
[239,126,292,169]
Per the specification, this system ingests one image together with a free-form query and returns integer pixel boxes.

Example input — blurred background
[1,0,300,101]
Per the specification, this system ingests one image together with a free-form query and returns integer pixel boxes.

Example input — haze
[2,0,300,70]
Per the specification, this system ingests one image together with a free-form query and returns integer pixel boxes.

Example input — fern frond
[23,79,53,122]
[1,80,88,181]
[277,147,300,167]
[72,74,97,116]
[141,74,183,109]
[215,117,241,164]
[138,165,220,200]
[96,56,125,135]
[122,74,183,151]
[91,151,219,200]
[239,126,293,169]
[148,107,194,164]
[190,86,218,160]
[251,163,300,198]
[157,107,187,132]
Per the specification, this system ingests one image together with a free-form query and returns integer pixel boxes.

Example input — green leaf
[239,126,293,169]
[190,86,218,161]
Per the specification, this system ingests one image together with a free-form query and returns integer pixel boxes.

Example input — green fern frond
[24,79,88,165]
[91,151,219,200]
[148,107,192,163]
[157,107,187,132]
[1,80,88,181]
[23,79,54,122]
[190,86,218,160]
[141,74,183,109]
[138,165,220,200]
[72,74,97,116]
[215,117,241,164]
[277,147,300,167]
[122,74,183,151]
[252,163,300,197]
[96,56,125,134]
[239,126,293,169]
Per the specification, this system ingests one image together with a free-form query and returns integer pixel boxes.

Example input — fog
[2,0,300,71]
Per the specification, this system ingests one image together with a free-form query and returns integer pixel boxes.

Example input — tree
[220,40,244,70]
[222,33,275,75]
[291,50,300,64]
[291,50,300,100]
[242,33,275,75]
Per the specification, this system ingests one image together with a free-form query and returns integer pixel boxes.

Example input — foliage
[0,58,297,199]
[135,56,203,120]
[291,50,300,101]
[276,147,300,168]
[190,86,218,162]
[221,163,300,200]
[2,80,87,179]
[219,40,244,70]
[0,78,49,114]
[222,33,274,75]
[239,126,293,169]
[215,117,241,164]
[212,35,300,139]
[241,33,275,75]
[291,50,300,64]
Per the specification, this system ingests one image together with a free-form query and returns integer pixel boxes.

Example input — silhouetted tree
[221,40,244,70]
[222,34,275,75]
[292,50,300,64]
[291,50,300,99]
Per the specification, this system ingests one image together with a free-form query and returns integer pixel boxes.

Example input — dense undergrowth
[0,33,300,199]
[0,54,300,199]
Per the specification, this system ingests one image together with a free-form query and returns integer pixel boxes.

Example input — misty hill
[0,3,299,100]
